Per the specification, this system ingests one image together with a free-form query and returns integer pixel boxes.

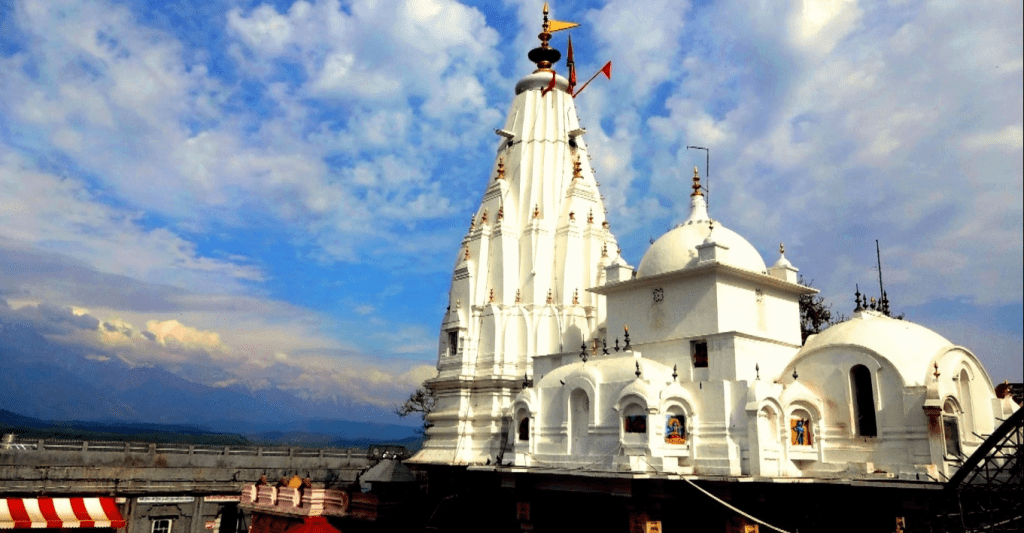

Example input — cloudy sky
[0,0,1020,425]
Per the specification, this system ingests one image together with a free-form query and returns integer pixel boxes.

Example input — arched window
[850,365,877,437]
[958,369,975,435]
[623,404,647,434]
[518,417,529,441]
[943,399,962,457]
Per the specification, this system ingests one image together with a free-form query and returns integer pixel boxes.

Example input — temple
[409,5,1017,489]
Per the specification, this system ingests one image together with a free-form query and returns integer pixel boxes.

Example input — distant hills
[0,408,422,449]
[0,310,422,448]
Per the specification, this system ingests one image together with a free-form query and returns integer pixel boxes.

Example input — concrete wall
[0,439,370,495]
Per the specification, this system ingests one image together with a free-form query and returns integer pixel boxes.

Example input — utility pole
[686,146,709,208]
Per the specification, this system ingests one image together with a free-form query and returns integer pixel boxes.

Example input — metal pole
[686,146,709,208]
[875,239,884,298]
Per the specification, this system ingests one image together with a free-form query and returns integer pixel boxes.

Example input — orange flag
[541,70,557,96]
[567,35,577,95]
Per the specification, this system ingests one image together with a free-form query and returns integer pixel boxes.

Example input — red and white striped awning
[0,498,126,529]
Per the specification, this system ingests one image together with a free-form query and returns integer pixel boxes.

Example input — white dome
[638,220,767,277]
[797,312,956,387]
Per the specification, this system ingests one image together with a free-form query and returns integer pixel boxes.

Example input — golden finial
[933,362,940,379]
[546,289,553,304]
[601,242,608,257]
[533,204,540,219]
[691,166,703,197]
[588,209,594,224]
[780,242,785,254]
[489,289,495,303]
[496,157,505,180]
[481,209,488,223]
[463,247,470,260]
[569,211,575,221]
[572,156,582,180]
[497,205,504,220]
[469,215,475,231]
[572,288,579,304]
[515,289,521,304]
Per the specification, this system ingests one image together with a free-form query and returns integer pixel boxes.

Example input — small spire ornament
[601,242,608,257]
[691,166,703,197]
[515,289,521,304]
[588,209,594,224]
[546,289,553,304]
[572,156,583,180]
[463,247,470,260]
[481,209,488,223]
[469,215,475,231]
[569,211,575,221]
[489,289,495,303]
[602,220,610,229]
[572,288,579,304]
[496,156,505,180]
[533,204,540,219]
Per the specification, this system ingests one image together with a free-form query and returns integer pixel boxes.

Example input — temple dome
[637,219,767,277]
[796,312,957,387]
[515,71,570,94]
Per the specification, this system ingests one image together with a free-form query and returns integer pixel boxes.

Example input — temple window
[942,400,962,457]
[623,404,647,434]
[958,369,975,436]
[850,365,877,437]
[518,418,529,441]
[665,412,686,444]
[789,410,813,446]
[692,340,708,368]
[447,330,459,357]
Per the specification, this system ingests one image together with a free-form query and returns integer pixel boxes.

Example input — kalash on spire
[410,5,617,465]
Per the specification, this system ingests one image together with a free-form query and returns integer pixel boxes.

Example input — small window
[448,331,458,357]
[624,415,647,433]
[518,418,529,441]
[692,341,708,368]
[943,416,962,457]
[152,520,173,533]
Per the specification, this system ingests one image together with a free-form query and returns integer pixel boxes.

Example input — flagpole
[572,62,610,99]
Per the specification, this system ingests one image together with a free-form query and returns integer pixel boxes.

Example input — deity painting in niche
[665,414,686,444]
[790,418,812,446]
[624,415,647,433]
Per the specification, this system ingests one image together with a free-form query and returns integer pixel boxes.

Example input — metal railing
[1,435,361,458]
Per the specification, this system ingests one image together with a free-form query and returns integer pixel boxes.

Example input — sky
[0,0,1021,427]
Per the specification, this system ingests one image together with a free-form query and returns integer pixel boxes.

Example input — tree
[396,387,436,434]
[799,278,846,345]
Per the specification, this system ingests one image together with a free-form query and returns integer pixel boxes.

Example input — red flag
[567,35,577,95]
[541,70,557,96]
[600,61,612,79]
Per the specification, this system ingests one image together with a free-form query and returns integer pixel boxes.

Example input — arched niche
[569,388,591,455]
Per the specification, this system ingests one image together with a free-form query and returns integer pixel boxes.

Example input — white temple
[409,8,1018,483]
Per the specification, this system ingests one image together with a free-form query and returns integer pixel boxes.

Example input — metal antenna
[686,146,709,208]
[875,239,885,301]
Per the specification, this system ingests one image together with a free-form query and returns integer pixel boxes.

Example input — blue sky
[0,0,1021,426]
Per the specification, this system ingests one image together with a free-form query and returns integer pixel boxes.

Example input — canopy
[0,498,126,529]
